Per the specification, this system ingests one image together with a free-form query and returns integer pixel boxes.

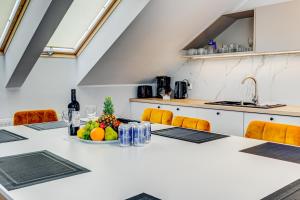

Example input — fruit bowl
[77,96,120,144]
[77,120,119,143]
[76,137,118,144]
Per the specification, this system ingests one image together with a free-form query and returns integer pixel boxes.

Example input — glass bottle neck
[71,90,76,102]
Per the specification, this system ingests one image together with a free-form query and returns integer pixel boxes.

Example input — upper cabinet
[255,0,300,52]
[184,0,300,59]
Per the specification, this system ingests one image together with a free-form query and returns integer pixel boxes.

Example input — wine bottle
[68,89,80,136]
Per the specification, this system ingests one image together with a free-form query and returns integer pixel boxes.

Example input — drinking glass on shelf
[85,105,97,120]
[248,37,254,48]
[61,110,71,126]
[223,44,229,53]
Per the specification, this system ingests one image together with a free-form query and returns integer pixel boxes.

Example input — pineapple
[98,97,118,128]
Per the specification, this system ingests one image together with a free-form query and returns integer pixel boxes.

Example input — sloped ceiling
[79,0,295,85]
[79,0,242,85]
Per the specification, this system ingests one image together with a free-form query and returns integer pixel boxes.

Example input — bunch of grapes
[83,121,99,140]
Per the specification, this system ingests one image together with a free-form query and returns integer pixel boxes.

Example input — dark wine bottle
[68,89,80,136]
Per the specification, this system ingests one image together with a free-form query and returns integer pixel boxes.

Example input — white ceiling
[233,0,293,11]
[0,0,17,46]
[47,0,109,50]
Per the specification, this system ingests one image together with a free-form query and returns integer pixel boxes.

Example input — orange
[90,128,105,141]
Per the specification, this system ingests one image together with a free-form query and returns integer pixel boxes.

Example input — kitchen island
[0,124,300,200]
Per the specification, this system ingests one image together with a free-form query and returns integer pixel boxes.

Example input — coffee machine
[174,81,188,99]
[156,76,171,98]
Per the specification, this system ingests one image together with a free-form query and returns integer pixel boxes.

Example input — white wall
[171,53,300,105]
[215,18,254,48]
[80,0,243,85]
[0,56,136,121]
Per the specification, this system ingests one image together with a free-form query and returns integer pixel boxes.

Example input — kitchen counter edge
[129,98,300,117]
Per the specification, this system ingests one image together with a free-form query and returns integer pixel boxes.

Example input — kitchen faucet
[241,76,258,105]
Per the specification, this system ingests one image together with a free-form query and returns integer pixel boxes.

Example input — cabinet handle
[270,117,274,121]
[216,112,220,116]
[157,106,160,109]
[176,108,180,111]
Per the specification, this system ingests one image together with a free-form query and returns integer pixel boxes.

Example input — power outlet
[188,82,192,90]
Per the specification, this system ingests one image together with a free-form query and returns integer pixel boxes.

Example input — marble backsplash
[171,53,300,105]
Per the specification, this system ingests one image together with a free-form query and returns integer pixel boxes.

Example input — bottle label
[71,111,80,127]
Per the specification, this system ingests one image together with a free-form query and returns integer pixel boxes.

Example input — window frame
[42,0,121,58]
[0,0,30,53]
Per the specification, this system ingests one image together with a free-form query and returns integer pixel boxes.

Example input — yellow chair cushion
[161,110,173,125]
[182,118,198,130]
[172,116,211,132]
[150,109,163,124]
[141,108,153,121]
[245,121,300,146]
[141,108,173,125]
[245,121,265,140]
[263,123,287,143]
[172,116,185,127]
[286,126,300,146]
[196,119,211,132]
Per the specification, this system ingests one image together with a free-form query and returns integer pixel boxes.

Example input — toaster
[137,85,153,98]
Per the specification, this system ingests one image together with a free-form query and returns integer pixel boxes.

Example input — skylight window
[0,0,28,53]
[45,0,119,56]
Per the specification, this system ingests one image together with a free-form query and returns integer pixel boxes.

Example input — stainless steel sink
[205,101,286,109]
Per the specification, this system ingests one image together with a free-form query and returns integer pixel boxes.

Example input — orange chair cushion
[262,123,287,143]
[28,111,44,124]
[196,119,211,132]
[182,118,199,130]
[172,116,211,132]
[141,108,173,125]
[13,111,28,126]
[141,108,153,121]
[14,109,58,126]
[161,110,173,125]
[245,121,300,146]
[286,126,300,146]
[150,109,163,124]
[172,116,185,127]
[245,121,265,140]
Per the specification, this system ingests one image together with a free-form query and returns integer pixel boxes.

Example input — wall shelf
[182,50,300,60]
[184,10,254,50]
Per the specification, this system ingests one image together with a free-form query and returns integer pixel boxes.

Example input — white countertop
[1,124,300,200]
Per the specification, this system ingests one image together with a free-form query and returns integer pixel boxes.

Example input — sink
[205,101,286,109]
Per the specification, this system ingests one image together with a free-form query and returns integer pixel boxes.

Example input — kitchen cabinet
[159,105,200,118]
[131,101,300,138]
[130,102,159,120]
[244,113,300,132]
[168,105,245,136]
[255,0,300,52]
[130,102,244,137]
[205,110,244,137]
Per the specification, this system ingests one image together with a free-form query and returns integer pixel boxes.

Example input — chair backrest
[172,116,211,132]
[141,108,173,125]
[245,121,300,146]
[13,109,58,126]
